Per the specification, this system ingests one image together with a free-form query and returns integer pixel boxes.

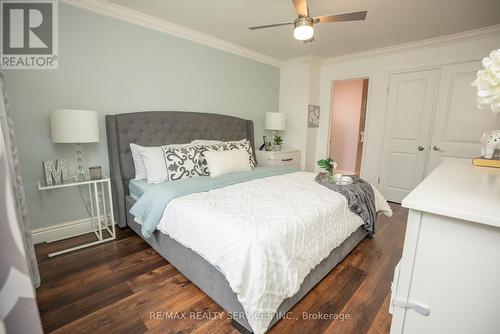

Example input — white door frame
[326,74,373,178]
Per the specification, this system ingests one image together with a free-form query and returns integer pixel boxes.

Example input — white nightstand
[256,149,301,168]
[37,176,116,257]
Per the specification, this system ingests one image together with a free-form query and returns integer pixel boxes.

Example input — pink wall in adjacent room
[329,79,364,174]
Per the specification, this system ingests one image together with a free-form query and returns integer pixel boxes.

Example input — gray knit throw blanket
[315,173,376,236]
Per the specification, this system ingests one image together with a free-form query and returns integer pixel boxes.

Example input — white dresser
[390,160,500,334]
[256,149,300,168]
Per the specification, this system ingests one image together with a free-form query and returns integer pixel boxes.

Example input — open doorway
[329,78,369,176]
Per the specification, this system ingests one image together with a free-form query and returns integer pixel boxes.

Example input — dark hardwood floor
[35,202,407,334]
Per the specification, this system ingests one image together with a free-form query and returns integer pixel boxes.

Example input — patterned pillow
[225,139,256,167]
[199,143,227,175]
[162,145,205,181]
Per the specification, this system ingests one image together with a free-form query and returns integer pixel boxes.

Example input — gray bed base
[106,111,368,333]
[127,195,366,333]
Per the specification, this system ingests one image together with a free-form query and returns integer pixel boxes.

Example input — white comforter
[156,171,392,334]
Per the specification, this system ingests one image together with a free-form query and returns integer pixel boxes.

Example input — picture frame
[308,105,320,128]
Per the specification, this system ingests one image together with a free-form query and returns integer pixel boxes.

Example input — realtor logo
[1,0,58,69]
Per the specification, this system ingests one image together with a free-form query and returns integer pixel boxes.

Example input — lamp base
[75,143,86,181]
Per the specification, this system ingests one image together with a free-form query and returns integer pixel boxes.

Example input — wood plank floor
[35,202,407,334]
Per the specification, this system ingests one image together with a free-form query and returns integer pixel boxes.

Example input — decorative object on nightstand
[265,112,286,151]
[37,176,115,257]
[256,148,300,168]
[50,109,100,180]
[42,158,68,186]
[89,166,102,180]
[273,135,283,151]
[471,49,500,168]
[262,135,273,151]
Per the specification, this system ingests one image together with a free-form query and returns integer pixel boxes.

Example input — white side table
[38,176,116,257]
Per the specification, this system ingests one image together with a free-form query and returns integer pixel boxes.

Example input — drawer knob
[281,158,293,162]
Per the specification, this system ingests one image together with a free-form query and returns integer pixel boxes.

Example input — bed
[106,111,389,334]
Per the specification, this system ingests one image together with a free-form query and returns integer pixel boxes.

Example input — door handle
[433,145,444,152]
[392,298,430,316]
[418,146,425,151]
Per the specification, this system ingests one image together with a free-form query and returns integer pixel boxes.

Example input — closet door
[380,70,439,203]
[426,61,500,173]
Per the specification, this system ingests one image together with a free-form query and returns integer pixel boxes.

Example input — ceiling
[107,0,500,60]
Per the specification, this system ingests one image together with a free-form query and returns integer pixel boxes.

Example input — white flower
[471,49,500,113]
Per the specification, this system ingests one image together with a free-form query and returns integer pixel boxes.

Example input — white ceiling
[107,0,500,60]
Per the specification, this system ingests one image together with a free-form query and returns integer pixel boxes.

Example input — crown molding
[321,24,500,64]
[280,55,322,67]
[62,0,282,68]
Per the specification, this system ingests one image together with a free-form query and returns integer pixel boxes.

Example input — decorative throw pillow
[204,149,251,178]
[190,139,223,146]
[162,145,205,181]
[138,143,190,184]
[198,143,227,175]
[225,139,256,167]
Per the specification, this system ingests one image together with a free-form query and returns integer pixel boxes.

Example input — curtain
[0,72,43,333]
[0,71,40,288]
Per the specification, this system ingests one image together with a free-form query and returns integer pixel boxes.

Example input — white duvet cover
[156,171,392,334]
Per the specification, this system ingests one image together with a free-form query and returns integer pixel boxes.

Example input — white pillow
[225,139,256,167]
[191,139,223,146]
[129,143,147,180]
[137,143,190,184]
[204,149,251,178]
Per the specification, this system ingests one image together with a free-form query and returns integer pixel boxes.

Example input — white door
[427,61,500,173]
[380,70,439,202]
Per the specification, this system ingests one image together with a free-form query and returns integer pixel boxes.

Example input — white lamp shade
[50,109,100,143]
[265,112,286,131]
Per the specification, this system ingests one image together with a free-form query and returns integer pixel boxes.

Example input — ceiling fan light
[293,17,314,40]
[294,25,314,40]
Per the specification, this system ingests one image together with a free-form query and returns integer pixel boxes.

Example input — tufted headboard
[105,111,255,227]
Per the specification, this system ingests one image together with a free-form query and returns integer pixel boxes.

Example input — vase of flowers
[471,49,500,163]
[472,49,500,114]
[317,158,337,182]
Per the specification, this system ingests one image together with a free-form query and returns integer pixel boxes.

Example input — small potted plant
[273,135,283,151]
[317,158,338,182]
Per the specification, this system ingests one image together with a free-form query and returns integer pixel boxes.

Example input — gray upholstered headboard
[105,111,255,227]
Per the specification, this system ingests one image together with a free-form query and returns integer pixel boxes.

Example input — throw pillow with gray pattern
[199,143,227,175]
[162,145,205,181]
[225,139,256,167]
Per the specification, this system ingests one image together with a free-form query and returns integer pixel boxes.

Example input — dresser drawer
[257,150,300,166]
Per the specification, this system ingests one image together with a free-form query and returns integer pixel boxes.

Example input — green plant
[274,135,283,146]
[317,158,337,175]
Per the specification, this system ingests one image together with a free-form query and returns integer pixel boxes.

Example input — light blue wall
[5,3,280,230]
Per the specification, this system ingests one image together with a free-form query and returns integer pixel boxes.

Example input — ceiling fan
[248,0,367,43]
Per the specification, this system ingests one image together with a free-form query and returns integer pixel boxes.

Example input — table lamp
[265,112,286,150]
[50,109,99,181]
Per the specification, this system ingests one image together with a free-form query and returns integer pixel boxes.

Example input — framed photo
[308,105,320,128]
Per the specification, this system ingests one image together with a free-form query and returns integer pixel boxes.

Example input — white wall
[280,26,500,184]
[279,57,321,171]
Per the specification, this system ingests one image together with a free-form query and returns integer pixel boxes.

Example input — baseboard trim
[32,217,115,244]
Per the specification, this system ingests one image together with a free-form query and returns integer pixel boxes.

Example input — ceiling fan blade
[314,10,367,24]
[248,21,294,30]
[303,37,315,44]
[292,0,308,17]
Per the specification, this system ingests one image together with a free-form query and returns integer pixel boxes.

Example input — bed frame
[106,111,367,333]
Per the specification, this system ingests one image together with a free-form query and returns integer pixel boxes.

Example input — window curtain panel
[0,70,40,288]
